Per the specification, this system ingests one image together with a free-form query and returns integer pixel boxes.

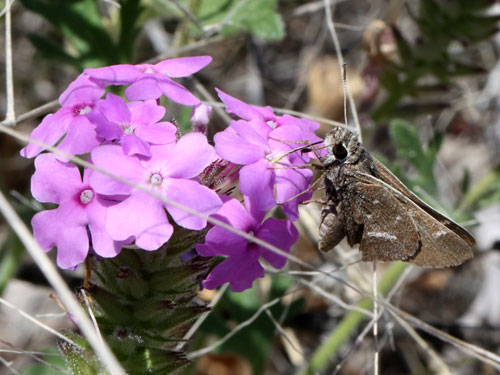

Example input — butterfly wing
[350,174,474,267]
[369,156,476,247]
[405,207,474,267]
[346,179,421,262]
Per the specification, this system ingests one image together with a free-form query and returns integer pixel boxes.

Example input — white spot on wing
[432,230,448,239]
[366,232,397,241]
[373,199,380,204]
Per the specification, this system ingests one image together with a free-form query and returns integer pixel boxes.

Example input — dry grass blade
[384,304,500,370]
[187,298,282,359]
[0,297,79,348]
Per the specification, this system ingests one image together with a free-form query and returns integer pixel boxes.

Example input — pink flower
[21,74,104,160]
[89,133,222,250]
[214,119,315,220]
[84,56,212,105]
[88,93,178,157]
[196,197,298,292]
[30,154,122,269]
[216,88,320,131]
[214,89,323,220]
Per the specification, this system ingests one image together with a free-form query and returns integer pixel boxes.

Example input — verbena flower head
[89,133,222,250]
[84,56,212,105]
[214,89,321,220]
[21,74,104,160]
[88,93,178,157]
[196,197,298,292]
[31,154,123,269]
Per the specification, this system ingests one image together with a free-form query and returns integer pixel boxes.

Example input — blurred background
[1,0,500,374]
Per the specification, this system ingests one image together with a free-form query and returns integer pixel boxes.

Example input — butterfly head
[322,127,361,167]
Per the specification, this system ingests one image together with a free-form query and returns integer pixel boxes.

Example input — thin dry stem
[0,190,126,375]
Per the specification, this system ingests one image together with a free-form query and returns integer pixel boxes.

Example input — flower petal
[275,166,313,221]
[55,116,100,161]
[157,78,200,106]
[163,133,214,179]
[216,88,264,121]
[214,196,256,231]
[31,153,82,204]
[106,191,173,250]
[84,65,142,85]
[20,109,73,158]
[257,218,298,269]
[196,227,247,257]
[155,56,212,77]
[32,205,89,269]
[98,93,131,124]
[231,120,271,151]
[125,77,163,100]
[90,145,145,196]
[87,198,123,258]
[59,74,105,107]
[239,160,276,210]
[202,252,264,292]
[164,179,222,230]
[195,197,254,257]
[121,134,151,157]
[214,130,264,165]
[135,122,177,144]
[130,99,166,127]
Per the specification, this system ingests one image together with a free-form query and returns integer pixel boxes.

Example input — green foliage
[201,0,285,41]
[152,0,285,42]
[373,0,497,120]
[389,119,441,196]
[21,0,283,70]
[23,347,66,375]
[59,227,215,375]
[0,230,25,295]
[20,0,145,69]
[199,274,303,375]
[58,332,104,375]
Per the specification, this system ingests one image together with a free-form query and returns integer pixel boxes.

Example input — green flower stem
[302,261,408,375]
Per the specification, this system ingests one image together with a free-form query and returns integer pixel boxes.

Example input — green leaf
[57,332,104,375]
[389,119,438,195]
[26,34,81,68]
[201,0,285,41]
[0,231,25,295]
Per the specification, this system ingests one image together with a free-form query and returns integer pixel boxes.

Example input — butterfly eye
[333,142,348,160]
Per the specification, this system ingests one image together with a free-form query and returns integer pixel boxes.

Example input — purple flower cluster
[23,56,321,291]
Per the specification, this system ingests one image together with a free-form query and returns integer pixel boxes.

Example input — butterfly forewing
[347,180,420,262]
[369,156,476,247]
[319,127,475,268]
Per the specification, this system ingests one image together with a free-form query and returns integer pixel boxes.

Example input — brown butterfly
[318,127,475,267]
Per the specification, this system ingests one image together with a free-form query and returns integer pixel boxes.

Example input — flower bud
[191,103,212,134]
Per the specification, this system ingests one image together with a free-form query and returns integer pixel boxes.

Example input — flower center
[266,120,277,129]
[143,67,155,74]
[150,173,163,186]
[80,189,94,205]
[121,123,134,134]
[76,105,92,116]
